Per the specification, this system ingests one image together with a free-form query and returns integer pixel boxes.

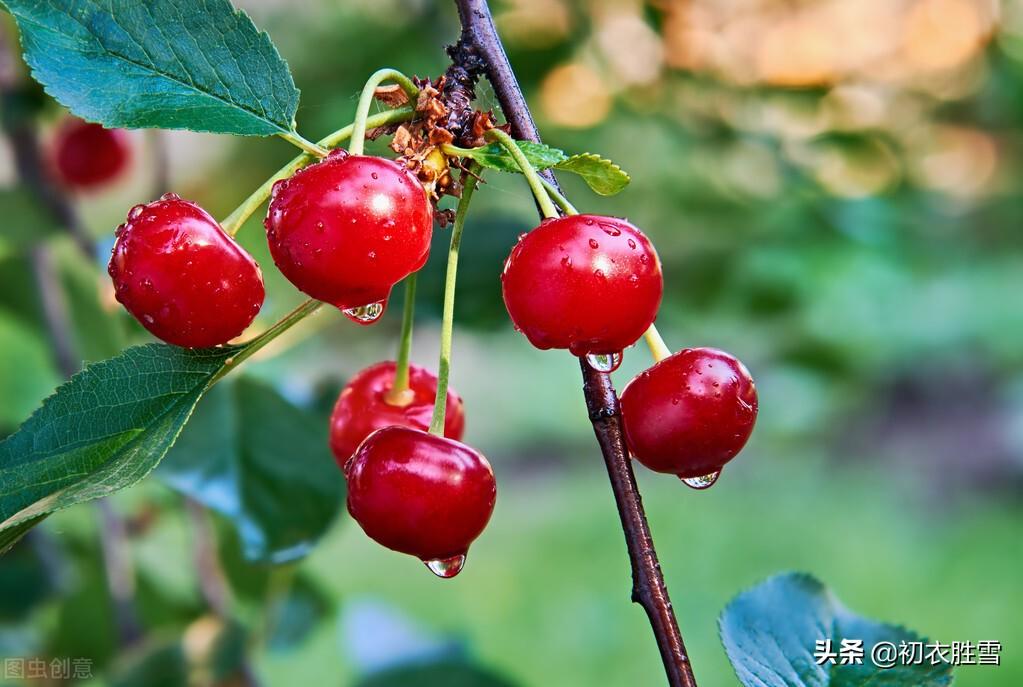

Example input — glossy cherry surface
[345,426,496,567]
[621,347,757,478]
[329,361,465,465]
[52,119,131,190]
[501,214,663,356]
[108,194,265,348]
[264,151,433,316]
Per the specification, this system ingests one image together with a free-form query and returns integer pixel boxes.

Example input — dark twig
[449,2,698,685]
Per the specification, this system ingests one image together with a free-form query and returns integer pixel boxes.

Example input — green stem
[350,69,419,156]
[643,324,672,363]
[221,106,415,235]
[429,167,482,435]
[385,273,418,406]
[540,177,578,215]
[279,131,329,158]
[211,299,323,384]
[483,129,558,219]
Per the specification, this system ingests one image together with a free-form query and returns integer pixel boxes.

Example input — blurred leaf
[158,376,343,564]
[0,534,56,621]
[2,0,300,136]
[0,309,60,431]
[719,573,954,687]
[355,660,520,687]
[0,344,240,548]
[460,141,568,173]
[267,575,334,651]
[109,619,246,687]
[554,153,630,196]
[109,641,187,687]
[0,189,56,257]
[52,242,126,361]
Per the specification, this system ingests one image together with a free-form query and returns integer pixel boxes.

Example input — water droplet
[114,223,126,237]
[680,471,721,490]
[315,221,325,233]
[141,278,154,291]
[627,238,637,249]
[128,204,146,220]
[425,554,466,578]
[585,351,623,373]
[142,314,154,324]
[561,256,573,268]
[160,192,181,202]
[327,148,349,160]
[594,269,605,279]
[639,254,649,264]
[599,222,621,237]
[371,172,379,179]
[588,238,599,249]
[342,301,385,324]
[585,219,594,226]
[368,251,377,259]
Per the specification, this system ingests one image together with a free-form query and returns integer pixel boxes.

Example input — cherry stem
[385,273,418,406]
[429,165,482,436]
[540,177,578,215]
[221,106,415,235]
[643,324,673,363]
[279,130,329,158]
[483,128,559,219]
[349,68,419,156]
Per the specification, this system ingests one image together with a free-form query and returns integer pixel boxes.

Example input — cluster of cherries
[68,113,756,578]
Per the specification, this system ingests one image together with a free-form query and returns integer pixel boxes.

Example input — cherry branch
[448,2,698,685]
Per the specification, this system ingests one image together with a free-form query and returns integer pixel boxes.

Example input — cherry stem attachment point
[643,324,672,363]
[385,273,418,407]
[221,106,415,236]
[279,131,329,158]
[350,68,419,156]
[429,165,482,435]
[483,128,558,219]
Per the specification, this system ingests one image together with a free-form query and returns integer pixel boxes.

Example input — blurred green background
[1,0,1022,685]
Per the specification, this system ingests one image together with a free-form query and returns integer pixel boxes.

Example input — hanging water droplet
[425,554,466,578]
[585,351,623,373]
[342,301,385,324]
[680,471,721,490]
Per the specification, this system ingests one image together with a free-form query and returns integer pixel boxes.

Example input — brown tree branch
[448,2,698,685]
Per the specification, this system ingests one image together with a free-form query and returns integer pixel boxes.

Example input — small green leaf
[1,0,300,136]
[461,141,568,174]
[719,573,954,687]
[0,344,241,545]
[157,377,343,564]
[554,153,631,196]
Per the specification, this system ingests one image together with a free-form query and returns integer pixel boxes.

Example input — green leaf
[719,573,954,687]
[0,533,56,621]
[355,660,520,687]
[461,141,568,174]
[157,376,343,564]
[554,153,630,196]
[1,0,300,136]
[0,344,240,545]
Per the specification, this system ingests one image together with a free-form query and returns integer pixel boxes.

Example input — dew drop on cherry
[424,553,466,579]
[342,300,385,324]
[585,351,623,373]
[680,471,721,490]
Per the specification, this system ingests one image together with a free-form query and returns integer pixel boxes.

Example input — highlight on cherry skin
[501,214,663,370]
[344,426,497,578]
[620,347,758,489]
[264,149,433,324]
[107,194,265,348]
[329,360,466,466]
[51,118,132,190]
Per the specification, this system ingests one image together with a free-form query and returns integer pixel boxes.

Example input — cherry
[264,150,433,320]
[108,194,265,348]
[329,361,466,465]
[620,347,757,481]
[501,214,662,357]
[52,119,131,190]
[345,426,496,577]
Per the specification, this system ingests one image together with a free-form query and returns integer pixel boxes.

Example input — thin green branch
[386,273,418,406]
[429,167,482,435]
[350,69,419,156]
[483,128,558,219]
[643,324,672,363]
[279,131,329,158]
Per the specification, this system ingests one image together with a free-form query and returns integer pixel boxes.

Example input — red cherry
[52,119,131,190]
[346,426,496,576]
[108,194,265,348]
[501,214,663,357]
[264,151,433,319]
[329,361,466,465]
[620,347,757,480]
